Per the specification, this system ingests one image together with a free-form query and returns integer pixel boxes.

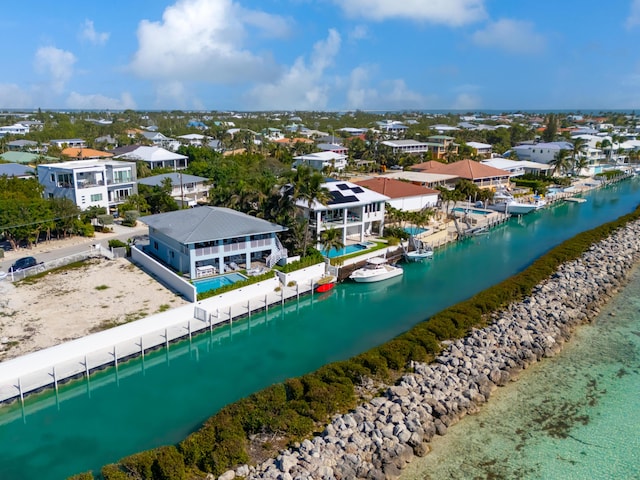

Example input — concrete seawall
[0,263,326,404]
[226,221,640,480]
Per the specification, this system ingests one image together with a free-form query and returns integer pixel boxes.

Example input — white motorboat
[349,257,403,283]
[404,248,434,262]
[487,193,536,215]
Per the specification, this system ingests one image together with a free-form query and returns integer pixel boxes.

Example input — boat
[486,192,537,215]
[349,257,403,283]
[404,248,434,262]
[403,236,434,262]
[315,275,337,293]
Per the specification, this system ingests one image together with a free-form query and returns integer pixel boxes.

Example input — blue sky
[2,0,640,111]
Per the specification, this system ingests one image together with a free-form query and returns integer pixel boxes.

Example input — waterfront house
[354,177,439,211]
[37,159,137,212]
[383,170,459,190]
[138,172,209,207]
[512,141,573,164]
[481,158,553,177]
[112,145,189,171]
[410,159,511,189]
[294,180,389,248]
[142,207,288,279]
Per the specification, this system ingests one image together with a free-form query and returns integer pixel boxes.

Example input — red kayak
[315,275,337,293]
[315,282,336,293]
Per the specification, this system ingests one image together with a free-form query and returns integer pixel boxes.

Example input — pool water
[452,207,492,216]
[193,272,247,294]
[404,226,428,235]
[325,243,368,258]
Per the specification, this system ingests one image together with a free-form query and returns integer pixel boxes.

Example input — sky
[2,0,640,112]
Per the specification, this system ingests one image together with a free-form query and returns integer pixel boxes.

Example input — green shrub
[100,464,129,480]
[108,239,127,249]
[152,446,185,480]
[278,251,324,273]
[67,473,94,480]
[383,226,409,240]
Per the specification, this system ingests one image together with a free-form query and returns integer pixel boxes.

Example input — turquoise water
[404,226,428,235]
[452,206,492,215]
[1,180,640,479]
[193,272,247,293]
[325,243,367,258]
[401,265,640,480]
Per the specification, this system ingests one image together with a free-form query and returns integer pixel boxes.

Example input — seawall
[223,220,640,480]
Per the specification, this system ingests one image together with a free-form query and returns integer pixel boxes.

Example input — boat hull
[315,282,336,293]
[487,203,536,215]
[350,266,403,283]
[404,251,433,262]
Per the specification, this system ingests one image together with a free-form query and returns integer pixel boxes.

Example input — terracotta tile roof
[354,177,439,199]
[410,159,509,180]
[62,148,113,159]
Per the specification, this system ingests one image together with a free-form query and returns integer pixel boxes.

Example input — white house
[381,139,431,155]
[138,172,209,207]
[177,133,210,146]
[511,142,573,164]
[294,180,389,249]
[292,151,347,171]
[50,138,87,149]
[0,123,30,136]
[38,159,137,212]
[354,177,439,212]
[113,146,190,171]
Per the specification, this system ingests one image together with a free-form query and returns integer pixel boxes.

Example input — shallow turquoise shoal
[401,265,640,480]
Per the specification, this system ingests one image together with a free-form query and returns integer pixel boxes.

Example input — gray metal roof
[138,172,208,187]
[0,163,35,177]
[142,206,287,245]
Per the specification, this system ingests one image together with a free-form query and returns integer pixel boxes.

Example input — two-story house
[112,145,189,171]
[142,207,288,279]
[38,159,137,212]
[294,180,390,249]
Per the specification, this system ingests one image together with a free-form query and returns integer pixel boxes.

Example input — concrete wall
[275,262,326,289]
[131,245,196,302]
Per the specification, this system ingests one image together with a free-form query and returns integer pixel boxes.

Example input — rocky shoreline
[216,221,640,480]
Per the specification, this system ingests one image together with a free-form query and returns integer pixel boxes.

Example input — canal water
[1,180,640,479]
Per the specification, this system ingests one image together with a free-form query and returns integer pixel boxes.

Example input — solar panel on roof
[336,184,349,190]
[329,195,358,205]
[351,186,364,193]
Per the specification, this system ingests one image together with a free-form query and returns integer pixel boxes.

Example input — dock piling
[84,355,89,378]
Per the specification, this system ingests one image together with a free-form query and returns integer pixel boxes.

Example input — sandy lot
[0,256,189,361]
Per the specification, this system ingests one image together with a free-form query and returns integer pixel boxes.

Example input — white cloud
[245,29,341,110]
[348,25,369,41]
[335,0,486,26]
[626,0,640,28]
[80,20,110,45]
[0,84,33,108]
[66,92,136,110]
[472,19,546,54]
[346,66,430,110]
[452,92,481,110]
[34,46,77,94]
[130,0,286,84]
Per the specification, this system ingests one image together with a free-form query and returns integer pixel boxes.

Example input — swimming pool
[325,243,368,258]
[404,226,428,235]
[193,272,248,294]
[452,207,492,216]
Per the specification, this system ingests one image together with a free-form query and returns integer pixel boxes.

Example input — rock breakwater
[221,223,640,480]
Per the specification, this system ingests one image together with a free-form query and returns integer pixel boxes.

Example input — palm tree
[571,137,587,165]
[288,166,332,255]
[549,149,572,176]
[319,228,344,257]
[573,156,590,176]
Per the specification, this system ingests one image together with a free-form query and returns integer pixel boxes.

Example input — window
[81,196,86,204]
[90,193,103,202]
[50,173,55,182]
[154,241,158,250]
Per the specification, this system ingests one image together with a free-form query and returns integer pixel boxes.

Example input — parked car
[9,256,39,272]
